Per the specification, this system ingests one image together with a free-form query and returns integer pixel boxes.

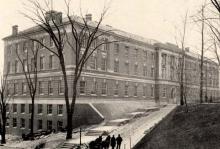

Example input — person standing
[105,135,111,149]
[110,135,116,149]
[116,134,123,149]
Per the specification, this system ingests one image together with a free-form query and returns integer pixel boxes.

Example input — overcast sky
[0,0,209,71]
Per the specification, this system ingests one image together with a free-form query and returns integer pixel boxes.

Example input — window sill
[47,114,53,116]
[91,94,97,96]
[57,114,63,116]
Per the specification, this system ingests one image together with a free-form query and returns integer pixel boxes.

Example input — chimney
[85,14,92,21]
[12,25,18,35]
[45,10,62,24]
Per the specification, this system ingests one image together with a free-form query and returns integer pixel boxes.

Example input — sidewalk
[110,104,176,149]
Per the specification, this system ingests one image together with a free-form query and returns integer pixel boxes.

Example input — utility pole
[80,127,82,146]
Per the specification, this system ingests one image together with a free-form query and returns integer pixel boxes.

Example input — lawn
[134,104,220,149]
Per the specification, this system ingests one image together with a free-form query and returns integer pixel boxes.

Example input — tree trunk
[30,97,35,140]
[1,109,6,144]
[66,111,73,139]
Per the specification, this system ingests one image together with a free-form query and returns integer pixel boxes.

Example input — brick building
[2,11,219,135]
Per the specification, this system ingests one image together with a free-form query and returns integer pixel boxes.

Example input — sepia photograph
[0,0,219,148]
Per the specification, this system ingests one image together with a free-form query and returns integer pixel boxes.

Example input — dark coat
[111,136,116,147]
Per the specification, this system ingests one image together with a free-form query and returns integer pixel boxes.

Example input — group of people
[89,134,123,149]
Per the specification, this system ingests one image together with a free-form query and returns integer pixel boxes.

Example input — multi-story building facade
[2,11,219,135]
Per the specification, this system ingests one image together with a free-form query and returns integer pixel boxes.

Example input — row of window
[11,104,63,115]
[10,118,63,131]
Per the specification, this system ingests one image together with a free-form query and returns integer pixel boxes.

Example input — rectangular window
[114,60,119,73]
[125,46,129,57]
[49,55,54,69]
[14,83,19,95]
[48,81,53,94]
[114,43,119,55]
[6,104,9,113]
[39,37,45,49]
[13,104,17,113]
[143,86,146,97]
[124,84,128,96]
[125,63,129,74]
[151,85,154,97]
[162,68,166,79]
[20,118,25,128]
[40,56,45,70]
[151,67,154,78]
[134,85,137,97]
[21,104,25,113]
[114,82,119,96]
[143,66,147,76]
[47,104,52,114]
[22,83,27,95]
[23,59,28,72]
[57,121,63,131]
[15,43,19,54]
[7,62,11,73]
[38,104,43,114]
[31,58,35,71]
[101,57,107,71]
[15,60,19,73]
[162,87,166,97]
[134,64,138,75]
[144,51,148,60]
[90,56,97,70]
[38,120,43,130]
[135,49,138,59]
[23,41,28,53]
[29,104,32,114]
[162,54,167,67]
[58,80,64,94]
[47,120,52,130]
[91,80,97,95]
[80,81,86,94]
[49,37,54,47]
[13,118,17,127]
[57,105,63,115]
[39,81,43,94]
[101,82,107,95]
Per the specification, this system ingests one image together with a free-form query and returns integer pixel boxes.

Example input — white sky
[0,0,211,71]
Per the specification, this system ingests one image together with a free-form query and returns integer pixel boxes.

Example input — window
[40,56,45,70]
[23,59,28,72]
[101,82,107,95]
[38,120,43,130]
[47,104,52,114]
[101,57,107,71]
[31,58,35,71]
[57,105,63,115]
[6,104,9,113]
[125,46,129,57]
[80,81,86,94]
[29,104,32,114]
[151,85,154,97]
[8,45,12,55]
[143,86,146,97]
[114,43,119,55]
[151,67,154,78]
[134,64,138,75]
[162,68,166,79]
[162,87,166,97]
[13,118,17,127]
[22,83,27,95]
[58,80,64,94]
[125,62,129,74]
[47,120,52,130]
[13,104,17,113]
[39,37,45,49]
[144,51,148,60]
[39,81,43,94]
[134,85,138,97]
[135,49,138,59]
[91,39,97,48]
[14,83,18,95]
[15,60,19,73]
[114,60,119,73]
[6,119,9,127]
[48,81,53,94]
[91,80,97,95]
[7,62,11,73]
[38,104,43,114]
[103,38,109,51]
[162,54,167,67]
[114,82,119,96]
[49,54,54,69]
[21,104,25,113]
[15,43,19,54]
[20,118,25,128]
[124,84,128,96]
[90,56,97,69]
[57,121,63,131]
[143,66,147,76]
[23,41,28,53]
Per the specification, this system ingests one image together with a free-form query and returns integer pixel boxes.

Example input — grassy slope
[134,104,220,149]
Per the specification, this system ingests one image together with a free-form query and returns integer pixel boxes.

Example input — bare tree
[16,41,39,140]
[0,72,12,144]
[22,0,118,139]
